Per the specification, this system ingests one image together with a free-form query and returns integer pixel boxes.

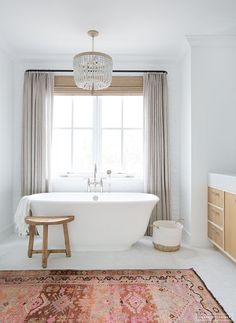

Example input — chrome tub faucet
[87,163,103,192]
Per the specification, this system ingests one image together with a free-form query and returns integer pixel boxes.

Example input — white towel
[14,195,31,236]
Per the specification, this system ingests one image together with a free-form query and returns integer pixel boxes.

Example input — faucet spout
[94,163,97,183]
[87,163,103,193]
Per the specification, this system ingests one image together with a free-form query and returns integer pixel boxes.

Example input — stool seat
[25,215,75,268]
[25,215,74,225]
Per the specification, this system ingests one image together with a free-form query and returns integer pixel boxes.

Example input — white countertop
[208,173,236,193]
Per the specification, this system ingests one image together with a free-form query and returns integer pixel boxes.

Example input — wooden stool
[25,215,75,268]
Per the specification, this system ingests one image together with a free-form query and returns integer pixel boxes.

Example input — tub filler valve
[87,163,103,192]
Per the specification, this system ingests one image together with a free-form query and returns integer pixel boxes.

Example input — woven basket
[153,242,180,252]
[152,220,183,252]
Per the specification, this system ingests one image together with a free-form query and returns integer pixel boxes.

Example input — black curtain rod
[25,69,167,74]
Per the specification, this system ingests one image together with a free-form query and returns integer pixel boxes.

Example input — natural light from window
[52,95,143,177]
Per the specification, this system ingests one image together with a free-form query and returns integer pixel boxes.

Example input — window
[52,95,143,176]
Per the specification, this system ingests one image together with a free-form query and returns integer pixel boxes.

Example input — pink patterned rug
[0,269,231,322]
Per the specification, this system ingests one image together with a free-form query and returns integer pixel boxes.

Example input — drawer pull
[212,192,220,197]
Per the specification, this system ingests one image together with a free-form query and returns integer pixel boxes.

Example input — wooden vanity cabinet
[225,192,236,260]
[208,186,236,263]
[208,187,224,250]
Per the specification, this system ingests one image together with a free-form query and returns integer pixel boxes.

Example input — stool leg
[28,225,35,258]
[42,224,48,268]
[63,223,71,257]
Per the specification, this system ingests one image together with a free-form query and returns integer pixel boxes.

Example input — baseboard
[0,223,14,242]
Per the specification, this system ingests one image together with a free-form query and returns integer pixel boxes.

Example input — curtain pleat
[143,73,171,235]
[22,72,54,196]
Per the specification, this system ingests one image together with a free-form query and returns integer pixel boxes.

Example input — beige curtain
[143,73,171,235]
[22,72,54,196]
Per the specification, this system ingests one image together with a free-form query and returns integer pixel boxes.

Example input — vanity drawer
[208,187,224,208]
[208,222,223,248]
[208,204,223,228]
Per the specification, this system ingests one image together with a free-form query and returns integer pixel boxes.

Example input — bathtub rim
[29,192,160,204]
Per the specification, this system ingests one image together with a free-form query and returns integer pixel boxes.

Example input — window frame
[52,95,143,177]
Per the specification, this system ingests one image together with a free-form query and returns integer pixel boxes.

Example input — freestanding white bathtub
[30,192,159,251]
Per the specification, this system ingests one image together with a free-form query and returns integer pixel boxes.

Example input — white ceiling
[0,0,236,59]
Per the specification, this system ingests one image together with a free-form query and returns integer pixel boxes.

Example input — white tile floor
[0,235,236,320]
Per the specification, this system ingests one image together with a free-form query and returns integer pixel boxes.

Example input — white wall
[6,38,236,244]
[0,48,13,239]
[180,36,236,246]
[180,45,191,241]
[12,56,182,221]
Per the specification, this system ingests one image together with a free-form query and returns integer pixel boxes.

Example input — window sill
[57,173,143,179]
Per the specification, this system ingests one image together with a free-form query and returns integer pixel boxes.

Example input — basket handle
[151,223,160,229]
[174,220,184,228]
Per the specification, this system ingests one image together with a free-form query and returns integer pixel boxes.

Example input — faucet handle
[87,178,91,192]
[100,178,103,192]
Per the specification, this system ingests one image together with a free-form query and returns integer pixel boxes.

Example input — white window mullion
[96,97,102,172]
[92,97,96,168]
[93,97,101,171]
[71,97,74,171]
[121,97,124,172]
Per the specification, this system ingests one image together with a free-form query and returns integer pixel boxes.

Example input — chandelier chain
[92,36,94,51]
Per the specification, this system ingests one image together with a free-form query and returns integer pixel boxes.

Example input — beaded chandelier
[73,30,113,91]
